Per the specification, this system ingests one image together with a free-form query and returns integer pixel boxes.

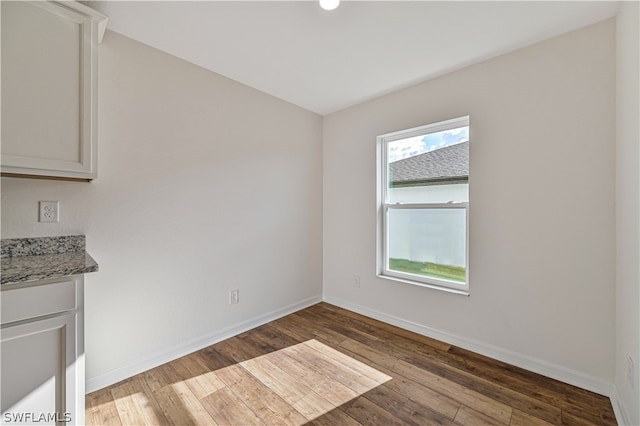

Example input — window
[376,116,469,294]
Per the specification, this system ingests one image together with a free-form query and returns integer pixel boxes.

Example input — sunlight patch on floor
[100,339,391,425]
[195,339,391,424]
[236,339,392,422]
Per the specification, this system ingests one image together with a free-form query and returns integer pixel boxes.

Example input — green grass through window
[389,258,466,283]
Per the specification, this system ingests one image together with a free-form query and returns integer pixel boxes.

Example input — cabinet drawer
[1,278,78,324]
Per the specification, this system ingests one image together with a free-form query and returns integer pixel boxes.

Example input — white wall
[323,19,616,389]
[1,11,629,412]
[615,2,640,424]
[1,31,323,385]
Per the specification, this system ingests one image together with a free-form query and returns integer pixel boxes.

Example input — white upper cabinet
[1,1,107,181]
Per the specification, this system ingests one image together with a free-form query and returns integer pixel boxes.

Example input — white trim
[52,1,108,43]
[377,273,469,296]
[376,116,471,294]
[322,295,616,398]
[610,387,632,426]
[85,295,322,393]
[377,116,470,144]
[85,292,630,426]
[386,202,468,210]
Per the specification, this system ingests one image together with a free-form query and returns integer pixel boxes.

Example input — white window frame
[376,116,470,295]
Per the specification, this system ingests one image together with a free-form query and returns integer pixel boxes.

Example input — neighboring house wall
[323,18,615,391]
[389,208,466,267]
[388,183,468,204]
[388,183,468,266]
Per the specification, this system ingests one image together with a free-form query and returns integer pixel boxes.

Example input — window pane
[386,125,468,204]
[387,207,466,284]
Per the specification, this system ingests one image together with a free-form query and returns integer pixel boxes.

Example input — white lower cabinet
[1,277,85,426]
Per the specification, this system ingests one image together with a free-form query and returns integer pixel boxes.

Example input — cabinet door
[1,0,98,180]
[1,312,79,425]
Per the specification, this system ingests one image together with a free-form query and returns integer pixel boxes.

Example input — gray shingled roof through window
[389,141,468,187]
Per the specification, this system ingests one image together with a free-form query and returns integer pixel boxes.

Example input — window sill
[377,273,470,296]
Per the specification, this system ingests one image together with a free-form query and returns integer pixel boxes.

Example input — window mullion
[385,202,468,210]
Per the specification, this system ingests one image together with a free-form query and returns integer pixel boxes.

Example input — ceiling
[88,1,618,115]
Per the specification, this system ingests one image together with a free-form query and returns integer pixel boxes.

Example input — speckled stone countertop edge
[1,235,86,258]
[1,236,99,286]
[1,253,99,285]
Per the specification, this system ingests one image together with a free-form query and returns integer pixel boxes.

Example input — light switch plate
[39,201,59,223]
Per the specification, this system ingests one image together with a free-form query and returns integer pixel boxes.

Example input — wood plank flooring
[86,302,617,425]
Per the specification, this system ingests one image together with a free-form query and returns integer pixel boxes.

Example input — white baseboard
[86,293,631,426]
[85,295,322,394]
[611,387,633,426]
[323,296,617,397]
[324,297,635,425]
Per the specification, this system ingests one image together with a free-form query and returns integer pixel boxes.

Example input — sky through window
[388,126,469,162]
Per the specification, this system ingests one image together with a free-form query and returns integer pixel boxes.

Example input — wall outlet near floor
[353,275,361,288]
[628,356,635,388]
[229,289,239,305]
[39,201,59,223]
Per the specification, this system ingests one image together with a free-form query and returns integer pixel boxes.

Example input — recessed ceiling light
[319,0,340,11]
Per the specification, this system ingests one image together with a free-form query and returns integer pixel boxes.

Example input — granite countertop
[1,235,98,285]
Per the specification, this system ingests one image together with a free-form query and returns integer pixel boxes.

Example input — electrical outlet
[353,275,361,288]
[229,289,239,305]
[39,201,59,223]
[628,356,635,389]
